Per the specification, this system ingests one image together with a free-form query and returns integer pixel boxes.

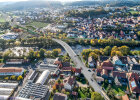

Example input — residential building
[53,93,67,100]
[63,76,76,90]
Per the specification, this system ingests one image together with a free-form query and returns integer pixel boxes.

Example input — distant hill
[66,0,140,7]
[1,1,62,11]
[66,1,102,6]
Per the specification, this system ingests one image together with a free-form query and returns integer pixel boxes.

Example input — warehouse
[0,88,13,95]
[0,82,18,88]
[36,70,50,85]
[0,67,24,76]
[18,81,49,100]
[0,95,9,100]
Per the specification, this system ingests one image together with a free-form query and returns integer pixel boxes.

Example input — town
[0,0,139,100]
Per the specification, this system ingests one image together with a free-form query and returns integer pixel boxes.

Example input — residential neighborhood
[0,0,139,100]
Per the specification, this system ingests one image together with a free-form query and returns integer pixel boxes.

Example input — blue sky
[0,0,81,2]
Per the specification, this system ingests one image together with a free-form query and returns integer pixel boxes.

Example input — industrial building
[0,67,24,76]
[38,58,58,71]
[28,71,38,82]
[0,82,18,99]
[36,70,50,85]
[18,81,49,100]
[0,82,18,88]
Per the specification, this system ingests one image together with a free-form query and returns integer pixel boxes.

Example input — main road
[53,38,110,100]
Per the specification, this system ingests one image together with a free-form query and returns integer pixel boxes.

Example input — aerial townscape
[0,0,140,100]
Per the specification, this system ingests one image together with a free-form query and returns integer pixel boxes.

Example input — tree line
[81,45,140,62]
[1,48,62,62]
[0,36,61,50]
[64,38,140,47]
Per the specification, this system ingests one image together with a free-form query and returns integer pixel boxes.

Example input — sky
[0,0,81,2]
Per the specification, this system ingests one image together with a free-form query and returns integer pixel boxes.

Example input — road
[53,38,110,100]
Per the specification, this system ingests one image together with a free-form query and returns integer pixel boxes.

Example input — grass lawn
[112,85,126,96]
[103,83,126,96]
[0,17,6,22]
[129,11,140,14]
[78,89,87,98]
[27,21,48,28]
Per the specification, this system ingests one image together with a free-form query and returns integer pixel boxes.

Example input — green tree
[91,92,104,100]
[103,46,111,56]
[39,48,45,58]
[118,46,130,56]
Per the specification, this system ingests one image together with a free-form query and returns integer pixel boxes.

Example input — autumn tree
[17,75,23,81]
[91,92,104,100]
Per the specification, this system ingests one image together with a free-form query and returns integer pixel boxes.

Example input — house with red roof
[127,72,140,94]
[96,60,114,79]
[72,68,81,76]
[113,71,127,86]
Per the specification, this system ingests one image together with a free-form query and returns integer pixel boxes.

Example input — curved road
[53,38,110,100]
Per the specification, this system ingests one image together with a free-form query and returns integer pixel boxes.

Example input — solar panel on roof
[131,81,136,88]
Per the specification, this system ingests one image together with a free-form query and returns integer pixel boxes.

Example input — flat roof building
[18,82,48,100]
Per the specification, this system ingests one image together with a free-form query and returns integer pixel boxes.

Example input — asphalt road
[53,38,110,100]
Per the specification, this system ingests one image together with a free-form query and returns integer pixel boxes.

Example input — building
[0,67,24,76]
[39,58,58,71]
[6,59,28,65]
[36,70,50,85]
[88,56,96,68]
[18,81,49,100]
[121,94,129,100]
[0,82,18,88]
[28,71,38,82]
[112,56,123,66]
[63,76,76,90]
[53,93,67,100]
[130,64,140,74]
[0,32,19,40]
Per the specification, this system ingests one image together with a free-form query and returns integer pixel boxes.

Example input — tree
[4,77,9,80]
[52,49,59,57]
[89,52,98,60]
[91,92,104,100]
[28,49,35,61]
[118,46,130,56]
[17,75,23,81]
[10,75,16,80]
[39,48,45,58]
[103,46,111,56]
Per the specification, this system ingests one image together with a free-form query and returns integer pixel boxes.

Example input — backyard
[102,81,126,97]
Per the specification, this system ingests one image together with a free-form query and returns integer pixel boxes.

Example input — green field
[0,17,6,22]
[27,21,48,28]
[129,11,140,14]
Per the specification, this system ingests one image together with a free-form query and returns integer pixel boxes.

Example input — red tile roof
[64,76,75,86]
[129,78,140,93]
[101,60,113,70]
[113,71,126,79]
[0,67,23,73]
[127,72,140,81]
[72,68,81,73]
[122,94,129,100]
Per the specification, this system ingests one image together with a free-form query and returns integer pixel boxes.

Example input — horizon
[0,0,82,2]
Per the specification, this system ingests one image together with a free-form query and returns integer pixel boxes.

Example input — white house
[0,67,24,76]
[112,56,123,66]
[63,76,75,91]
